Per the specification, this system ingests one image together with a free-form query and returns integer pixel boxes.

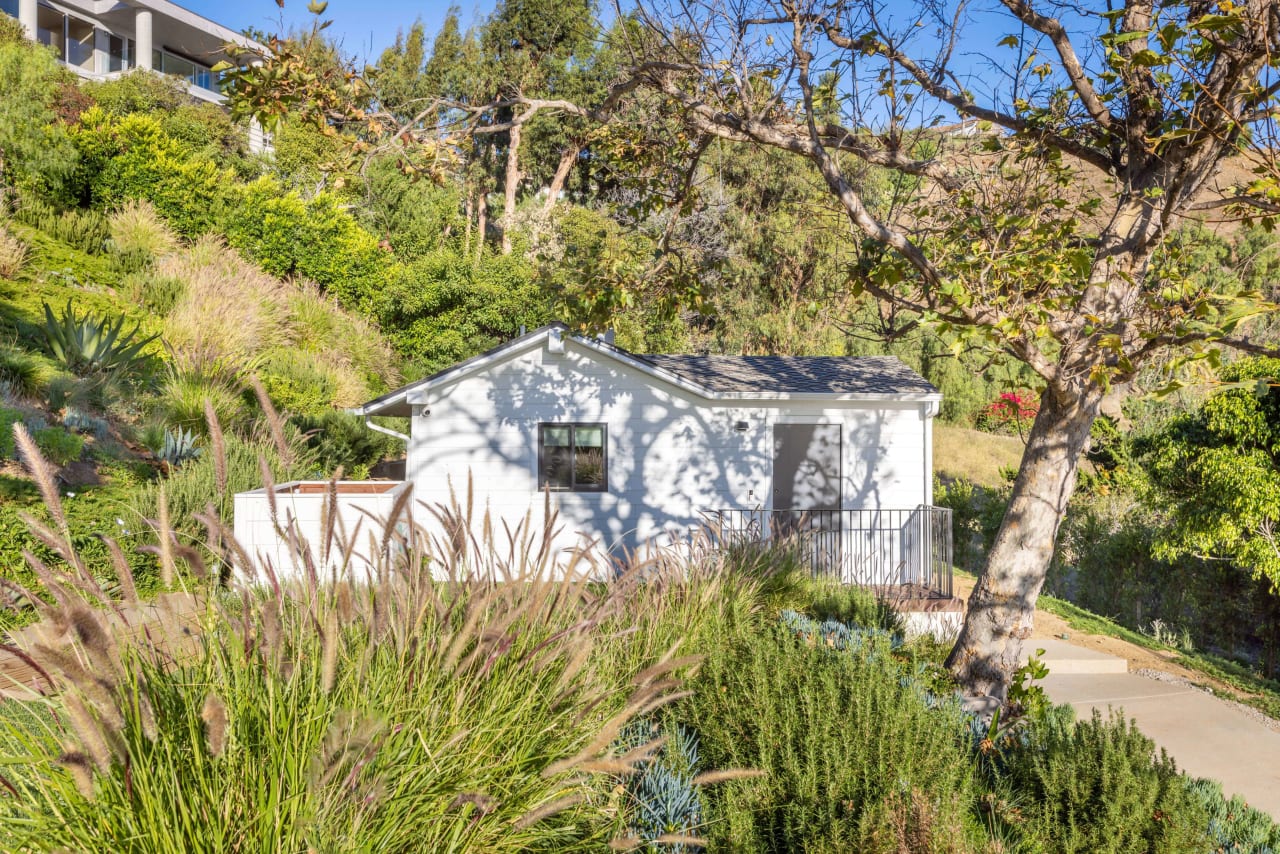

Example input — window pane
[37,7,63,59]
[66,18,94,71]
[574,426,605,487]
[107,34,126,72]
[541,426,571,489]
[0,0,18,20]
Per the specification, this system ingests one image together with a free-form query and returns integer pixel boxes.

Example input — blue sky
[186,0,495,65]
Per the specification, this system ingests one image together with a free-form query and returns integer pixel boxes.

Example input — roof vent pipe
[597,329,615,345]
[547,328,566,353]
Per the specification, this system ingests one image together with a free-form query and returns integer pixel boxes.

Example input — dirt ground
[950,573,1236,691]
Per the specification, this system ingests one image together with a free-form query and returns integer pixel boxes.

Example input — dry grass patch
[157,237,292,376]
[0,225,29,279]
[933,424,1025,488]
[107,200,177,260]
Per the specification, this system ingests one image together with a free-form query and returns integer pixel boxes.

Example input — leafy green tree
[1138,358,1280,585]
[565,0,1280,698]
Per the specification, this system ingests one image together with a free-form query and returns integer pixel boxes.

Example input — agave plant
[42,299,158,377]
[156,426,202,470]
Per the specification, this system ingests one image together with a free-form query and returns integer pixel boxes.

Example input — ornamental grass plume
[0,429,752,851]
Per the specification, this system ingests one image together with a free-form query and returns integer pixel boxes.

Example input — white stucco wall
[233,482,411,582]
[403,336,935,561]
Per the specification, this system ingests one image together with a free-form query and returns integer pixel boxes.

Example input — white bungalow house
[2,0,271,150]
[234,324,956,610]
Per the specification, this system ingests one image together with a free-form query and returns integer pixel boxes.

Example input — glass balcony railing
[153,48,222,94]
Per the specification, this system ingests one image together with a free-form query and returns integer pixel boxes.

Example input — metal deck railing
[702,506,953,598]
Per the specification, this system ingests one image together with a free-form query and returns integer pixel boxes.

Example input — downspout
[364,418,409,443]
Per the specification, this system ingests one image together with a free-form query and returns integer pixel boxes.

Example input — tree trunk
[946,382,1105,700]
[543,145,580,214]
[463,189,474,256]
[475,189,488,267]
[500,123,522,255]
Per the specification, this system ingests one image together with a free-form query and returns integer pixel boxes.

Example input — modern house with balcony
[3,0,269,148]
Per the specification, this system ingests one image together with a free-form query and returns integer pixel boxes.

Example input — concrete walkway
[1027,639,1280,818]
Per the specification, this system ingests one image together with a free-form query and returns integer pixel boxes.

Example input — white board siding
[404,337,933,559]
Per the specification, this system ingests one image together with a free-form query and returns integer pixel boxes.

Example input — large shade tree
[228,0,1280,699]
[569,0,1280,699]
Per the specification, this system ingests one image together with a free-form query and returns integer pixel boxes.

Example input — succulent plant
[157,426,202,470]
[617,720,704,850]
[42,299,158,377]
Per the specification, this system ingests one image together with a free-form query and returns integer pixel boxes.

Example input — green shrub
[803,580,902,632]
[684,618,978,852]
[222,177,391,311]
[32,426,84,466]
[259,349,337,417]
[0,407,23,458]
[294,410,401,479]
[1001,709,1209,853]
[0,38,78,200]
[123,271,186,316]
[0,346,47,399]
[158,370,247,436]
[81,69,193,116]
[14,196,110,254]
[73,109,232,237]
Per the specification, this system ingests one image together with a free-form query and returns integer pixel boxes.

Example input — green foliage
[258,349,337,417]
[360,156,462,260]
[294,410,400,479]
[41,300,157,377]
[0,505,708,850]
[0,407,24,458]
[934,476,1008,574]
[0,345,49,399]
[14,196,110,255]
[1136,357,1280,587]
[72,109,232,236]
[131,432,311,528]
[223,179,391,312]
[0,39,78,200]
[157,370,247,437]
[803,580,902,632]
[83,71,251,172]
[684,618,977,852]
[998,710,1208,853]
[32,426,83,466]
[383,248,549,373]
[122,272,185,316]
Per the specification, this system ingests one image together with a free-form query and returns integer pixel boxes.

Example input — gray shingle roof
[639,354,938,396]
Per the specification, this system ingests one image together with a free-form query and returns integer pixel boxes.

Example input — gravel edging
[1133,667,1280,734]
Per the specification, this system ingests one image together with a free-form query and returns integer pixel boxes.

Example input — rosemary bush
[684,614,979,852]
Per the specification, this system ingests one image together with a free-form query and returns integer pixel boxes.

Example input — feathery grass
[0,225,29,279]
[0,439,748,852]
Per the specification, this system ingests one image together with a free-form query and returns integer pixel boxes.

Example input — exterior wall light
[734,421,749,432]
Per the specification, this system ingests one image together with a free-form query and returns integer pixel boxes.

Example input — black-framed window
[539,423,607,492]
